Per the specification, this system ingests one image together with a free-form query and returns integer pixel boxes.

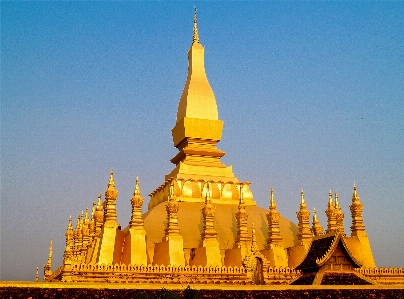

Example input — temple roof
[295,232,362,271]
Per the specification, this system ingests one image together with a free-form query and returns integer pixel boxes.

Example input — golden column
[81,208,90,260]
[62,216,73,282]
[296,190,312,246]
[350,183,366,236]
[97,170,119,265]
[265,188,283,246]
[349,183,376,267]
[235,191,250,246]
[122,177,148,265]
[153,183,185,266]
[325,190,338,233]
[263,188,288,267]
[63,215,73,261]
[73,214,82,259]
[94,194,104,236]
[334,192,345,234]
[43,240,53,281]
[190,183,222,267]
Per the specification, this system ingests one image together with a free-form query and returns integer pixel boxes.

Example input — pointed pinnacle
[301,190,306,205]
[313,207,318,223]
[134,176,141,196]
[192,7,200,44]
[270,188,276,209]
[108,169,115,187]
[335,192,340,209]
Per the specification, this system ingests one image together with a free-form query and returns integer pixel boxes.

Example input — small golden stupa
[43,9,403,285]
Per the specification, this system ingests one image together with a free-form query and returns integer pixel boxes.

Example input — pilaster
[122,177,148,265]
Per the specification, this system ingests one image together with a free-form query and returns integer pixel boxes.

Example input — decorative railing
[356,267,404,284]
[55,262,300,284]
[65,263,249,284]
[265,266,300,284]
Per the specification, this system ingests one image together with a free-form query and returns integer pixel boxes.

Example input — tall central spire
[175,8,218,123]
[149,9,255,210]
[168,9,234,181]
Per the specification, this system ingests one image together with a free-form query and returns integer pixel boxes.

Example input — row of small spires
[43,171,366,278]
[54,170,364,245]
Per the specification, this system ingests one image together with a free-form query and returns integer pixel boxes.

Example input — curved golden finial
[313,207,318,222]
[193,6,199,44]
[134,176,141,196]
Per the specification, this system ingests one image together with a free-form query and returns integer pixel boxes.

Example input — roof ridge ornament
[193,7,199,44]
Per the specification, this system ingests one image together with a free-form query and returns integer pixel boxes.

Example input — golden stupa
[43,10,404,285]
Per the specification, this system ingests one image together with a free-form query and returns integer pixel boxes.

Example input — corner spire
[129,176,145,229]
[104,170,118,223]
[296,190,312,245]
[193,7,199,44]
[326,190,338,233]
[334,192,345,233]
[350,183,366,236]
[266,188,283,247]
[44,239,53,280]
[312,207,323,236]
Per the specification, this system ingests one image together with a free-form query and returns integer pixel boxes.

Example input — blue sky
[1,2,403,281]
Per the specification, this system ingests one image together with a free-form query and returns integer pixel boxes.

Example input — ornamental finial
[269,188,276,209]
[353,182,359,200]
[328,190,334,208]
[108,169,115,187]
[68,214,73,230]
[335,192,340,209]
[134,176,141,196]
[193,7,199,44]
[300,189,306,206]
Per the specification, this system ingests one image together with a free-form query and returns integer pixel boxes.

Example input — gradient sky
[1,2,403,281]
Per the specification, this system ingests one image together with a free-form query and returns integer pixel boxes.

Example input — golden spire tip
[192,6,200,44]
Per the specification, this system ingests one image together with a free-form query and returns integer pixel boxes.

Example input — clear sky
[1,2,403,281]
